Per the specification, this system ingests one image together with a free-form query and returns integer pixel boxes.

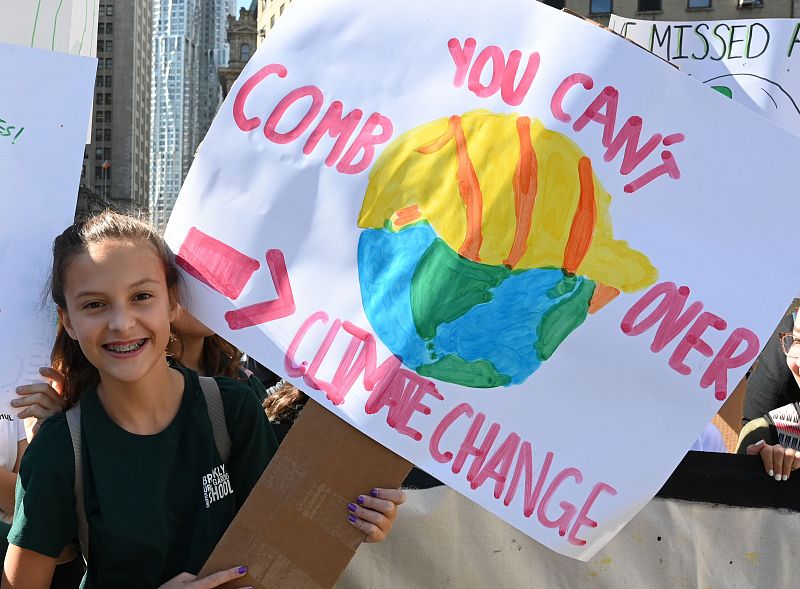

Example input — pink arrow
[225,249,296,330]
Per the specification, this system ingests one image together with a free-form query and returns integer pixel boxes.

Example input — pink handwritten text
[233,64,393,175]
[620,281,760,400]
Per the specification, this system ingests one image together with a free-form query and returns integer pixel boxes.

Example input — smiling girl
[2,212,403,588]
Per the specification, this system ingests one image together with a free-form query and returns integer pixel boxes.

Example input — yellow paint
[359,110,657,292]
[589,571,598,577]
[745,552,760,564]
[599,558,613,566]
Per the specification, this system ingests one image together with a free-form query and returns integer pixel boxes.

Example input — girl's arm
[0,440,27,515]
[2,545,57,589]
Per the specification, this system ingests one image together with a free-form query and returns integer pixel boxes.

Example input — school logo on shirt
[202,464,233,508]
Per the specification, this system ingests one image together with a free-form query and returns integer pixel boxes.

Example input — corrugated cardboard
[199,399,412,588]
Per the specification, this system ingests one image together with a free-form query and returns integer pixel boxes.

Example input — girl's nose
[108,307,136,332]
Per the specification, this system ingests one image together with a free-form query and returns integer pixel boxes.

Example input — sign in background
[166,1,800,559]
[0,43,95,406]
[1,0,99,56]
[609,16,800,137]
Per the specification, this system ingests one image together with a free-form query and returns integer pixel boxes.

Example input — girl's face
[788,312,800,388]
[59,238,178,389]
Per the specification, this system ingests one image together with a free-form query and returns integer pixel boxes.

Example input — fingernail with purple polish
[347,502,358,512]
[237,566,248,575]
[370,488,379,498]
[348,514,358,523]
[356,495,365,505]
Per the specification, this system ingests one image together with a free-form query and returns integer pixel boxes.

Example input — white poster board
[0,43,96,404]
[0,0,99,56]
[609,15,800,137]
[165,1,800,559]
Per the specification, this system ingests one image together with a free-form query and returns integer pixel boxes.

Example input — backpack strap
[199,376,231,464]
[65,402,89,563]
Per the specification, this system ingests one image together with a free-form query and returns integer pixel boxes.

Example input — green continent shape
[711,85,733,99]
[410,238,510,340]
[417,354,512,388]
[535,278,595,361]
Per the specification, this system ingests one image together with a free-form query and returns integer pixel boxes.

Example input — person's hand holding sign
[347,488,407,543]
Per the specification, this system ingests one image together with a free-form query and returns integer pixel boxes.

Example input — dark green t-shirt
[9,367,278,588]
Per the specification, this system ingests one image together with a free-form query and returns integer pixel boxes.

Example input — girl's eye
[133,292,153,302]
[83,301,104,310]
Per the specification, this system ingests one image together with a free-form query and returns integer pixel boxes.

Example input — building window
[105,93,112,105]
[95,147,103,160]
[241,44,251,62]
[106,40,113,53]
[687,0,711,6]
[590,0,613,13]
[106,5,113,17]
[95,111,103,122]
[106,58,112,69]
[98,23,105,34]
[637,0,662,10]
[105,75,112,87]
[95,166,103,179]
[97,40,104,52]
[95,128,103,141]
[96,92,103,105]
[106,23,113,34]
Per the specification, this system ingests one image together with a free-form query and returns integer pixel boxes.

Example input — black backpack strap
[65,402,89,562]
[199,376,231,464]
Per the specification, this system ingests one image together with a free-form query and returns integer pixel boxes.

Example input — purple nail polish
[237,566,248,575]
[356,495,365,505]
[348,514,358,523]
[370,488,379,498]
[347,502,358,512]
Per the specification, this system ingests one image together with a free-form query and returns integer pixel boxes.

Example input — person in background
[737,309,800,481]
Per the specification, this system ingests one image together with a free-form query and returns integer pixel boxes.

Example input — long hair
[50,211,180,405]
[169,330,243,378]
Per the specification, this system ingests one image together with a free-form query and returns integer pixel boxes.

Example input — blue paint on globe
[357,223,593,387]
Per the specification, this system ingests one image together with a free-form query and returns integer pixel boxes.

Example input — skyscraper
[150,0,235,231]
[81,0,152,213]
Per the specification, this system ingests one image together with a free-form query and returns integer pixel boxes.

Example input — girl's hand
[346,488,407,543]
[746,439,800,481]
[157,566,252,589]
[11,368,67,438]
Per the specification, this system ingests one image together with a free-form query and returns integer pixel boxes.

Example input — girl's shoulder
[19,412,73,479]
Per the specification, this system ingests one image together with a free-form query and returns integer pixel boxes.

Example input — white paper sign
[166,1,800,559]
[0,43,95,404]
[0,0,98,56]
[609,15,800,136]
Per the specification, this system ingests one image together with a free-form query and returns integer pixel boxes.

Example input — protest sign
[0,0,98,56]
[609,15,800,137]
[165,0,800,560]
[0,43,95,406]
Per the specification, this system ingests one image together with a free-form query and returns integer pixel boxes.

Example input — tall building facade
[256,0,293,46]
[150,0,235,231]
[81,0,152,213]
[542,0,796,24]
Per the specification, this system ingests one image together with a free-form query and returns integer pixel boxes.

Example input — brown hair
[170,331,243,379]
[50,210,180,404]
[262,381,307,422]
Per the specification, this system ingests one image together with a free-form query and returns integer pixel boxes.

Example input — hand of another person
[746,439,800,481]
[11,368,67,438]
[346,488,407,543]
[157,566,252,589]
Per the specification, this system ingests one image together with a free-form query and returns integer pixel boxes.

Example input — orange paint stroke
[394,205,422,227]
[588,283,620,314]
[563,156,596,274]
[504,116,539,268]
[417,116,484,261]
